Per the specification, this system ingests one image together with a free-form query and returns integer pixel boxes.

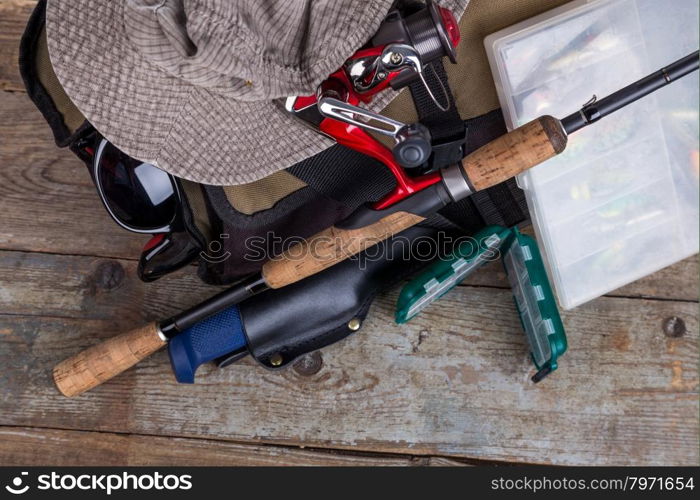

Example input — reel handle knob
[393,124,432,169]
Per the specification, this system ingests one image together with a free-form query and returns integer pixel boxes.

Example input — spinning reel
[287,0,461,210]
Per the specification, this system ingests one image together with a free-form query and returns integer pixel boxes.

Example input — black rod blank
[562,50,700,135]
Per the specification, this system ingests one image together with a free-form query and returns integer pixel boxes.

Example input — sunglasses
[73,133,182,233]
[72,129,201,281]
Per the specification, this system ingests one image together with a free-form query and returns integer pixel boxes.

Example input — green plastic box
[396,226,567,382]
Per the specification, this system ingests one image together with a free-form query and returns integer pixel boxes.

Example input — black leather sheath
[216,225,447,370]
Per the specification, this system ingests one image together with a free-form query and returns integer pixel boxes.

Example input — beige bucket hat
[47,0,469,185]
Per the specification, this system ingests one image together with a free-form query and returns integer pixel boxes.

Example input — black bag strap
[19,0,94,148]
[410,59,529,232]
[408,60,467,169]
[437,109,530,233]
[289,145,396,208]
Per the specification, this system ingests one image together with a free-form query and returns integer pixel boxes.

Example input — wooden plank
[0,0,36,92]
[1,0,696,469]
[0,251,218,323]
[0,247,695,327]
[612,258,699,300]
[0,427,422,466]
[0,251,696,465]
[0,92,146,259]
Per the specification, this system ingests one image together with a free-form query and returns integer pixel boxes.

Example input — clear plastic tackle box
[484,0,699,309]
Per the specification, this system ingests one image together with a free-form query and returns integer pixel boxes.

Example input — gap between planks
[1,295,697,466]
[0,247,696,304]
[0,245,694,305]
[0,424,477,467]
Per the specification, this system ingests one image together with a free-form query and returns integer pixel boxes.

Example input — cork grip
[262,211,426,289]
[53,322,165,397]
[461,115,568,191]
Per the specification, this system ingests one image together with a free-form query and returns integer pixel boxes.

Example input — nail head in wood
[663,316,686,338]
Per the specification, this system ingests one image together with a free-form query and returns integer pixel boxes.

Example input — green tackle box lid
[502,228,567,382]
[396,225,511,324]
[396,225,567,382]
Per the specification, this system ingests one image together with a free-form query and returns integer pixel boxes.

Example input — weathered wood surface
[0,427,466,466]
[0,91,147,259]
[0,250,697,465]
[0,0,698,467]
[0,0,33,92]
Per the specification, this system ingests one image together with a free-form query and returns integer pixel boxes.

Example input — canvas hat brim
[45,0,396,185]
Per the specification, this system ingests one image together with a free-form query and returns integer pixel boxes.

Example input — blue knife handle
[168,305,247,383]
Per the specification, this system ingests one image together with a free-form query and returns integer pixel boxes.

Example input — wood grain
[462,116,567,191]
[0,427,457,466]
[0,251,220,321]
[0,91,147,259]
[53,322,165,397]
[262,212,425,289]
[0,0,35,91]
[1,0,697,467]
[0,251,696,465]
[0,2,144,261]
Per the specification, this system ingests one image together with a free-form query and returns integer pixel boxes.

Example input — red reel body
[289,1,461,210]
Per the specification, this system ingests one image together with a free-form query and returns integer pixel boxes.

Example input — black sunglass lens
[96,141,178,231]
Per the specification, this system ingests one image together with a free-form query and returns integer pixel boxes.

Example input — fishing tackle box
[484,0,699,309]
[396,226,567,381]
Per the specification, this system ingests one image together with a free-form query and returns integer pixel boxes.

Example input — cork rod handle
[52,115,569,398]
[461,115,568,191]
[262,211,425,289]
[53,322,165,397]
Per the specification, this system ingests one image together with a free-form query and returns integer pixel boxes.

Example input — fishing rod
[53,50,699,397]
